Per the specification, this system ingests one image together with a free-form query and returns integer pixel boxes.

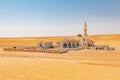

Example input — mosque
[4,21,115,53]
[55,21,95,49]
[36,21,115,52]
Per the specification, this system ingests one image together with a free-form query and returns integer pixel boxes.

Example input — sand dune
[0,53,120,80]
[0,34,120,80]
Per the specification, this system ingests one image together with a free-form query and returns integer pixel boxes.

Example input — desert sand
[0,34,120,80]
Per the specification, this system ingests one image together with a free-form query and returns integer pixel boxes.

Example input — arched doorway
[68,43,71,48]
[63,44,67,48]
[76,42,79,47]
[72,42,75,48]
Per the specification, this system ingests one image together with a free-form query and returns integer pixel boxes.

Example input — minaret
[83,21,88,37]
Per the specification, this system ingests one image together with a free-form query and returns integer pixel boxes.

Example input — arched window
[88,43,90,47]
[83,38,85,41]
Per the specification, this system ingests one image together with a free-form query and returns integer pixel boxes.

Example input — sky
[0,0,120,37]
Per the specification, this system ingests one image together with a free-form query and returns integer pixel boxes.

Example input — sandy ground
[0,34,120,80]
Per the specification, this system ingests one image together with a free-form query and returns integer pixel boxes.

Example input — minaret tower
[83,21,88,37]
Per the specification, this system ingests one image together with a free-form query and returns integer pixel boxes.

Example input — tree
[77,33,82,37]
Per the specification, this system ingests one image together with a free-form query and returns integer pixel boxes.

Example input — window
[83,38,85,41]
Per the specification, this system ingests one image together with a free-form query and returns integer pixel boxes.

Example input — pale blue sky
[0,0,120,37]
